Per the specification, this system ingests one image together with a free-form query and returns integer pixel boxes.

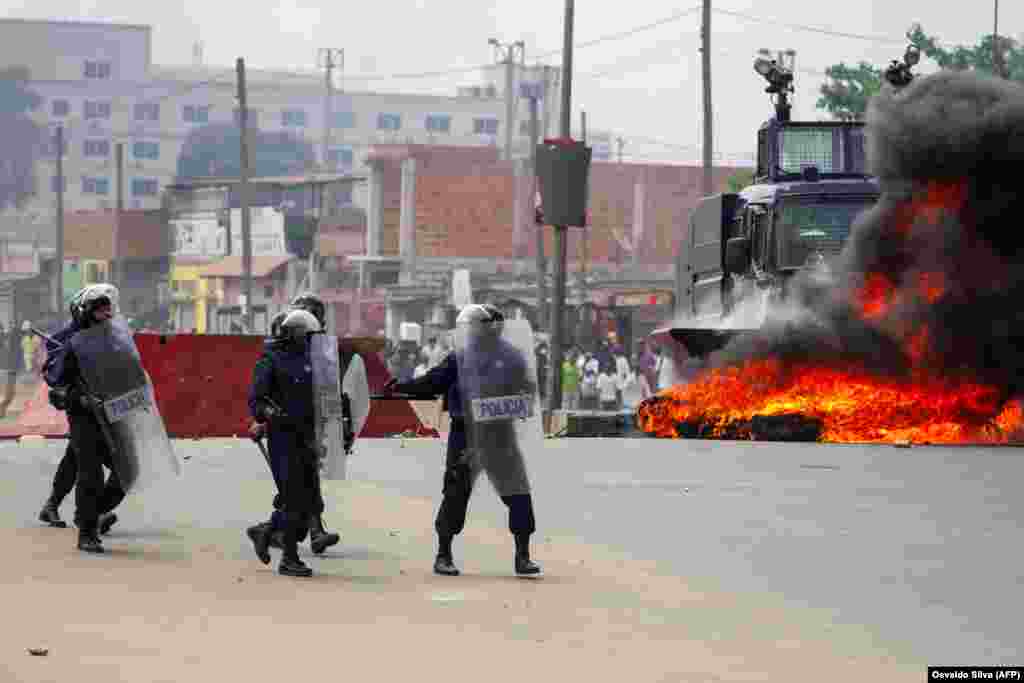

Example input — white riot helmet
[74,284,119,326]
[279,308,321,343]
[456,303,504,343]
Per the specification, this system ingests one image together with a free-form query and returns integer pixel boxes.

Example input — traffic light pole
[547,0,574,412]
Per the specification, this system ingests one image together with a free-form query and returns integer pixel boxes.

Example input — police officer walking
[247,308,326,577]
[385,304,542,578]
[246,294,342,556]
[41,284,127,553]
[37,288,123,533]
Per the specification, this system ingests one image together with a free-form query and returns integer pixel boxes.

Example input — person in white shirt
[579,353,599,410]
[597,364,618,411]
[614,350,632,409]
[424,337,446,369]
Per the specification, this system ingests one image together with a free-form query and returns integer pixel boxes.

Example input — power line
[710,8,906,45]
[332,5,704,83]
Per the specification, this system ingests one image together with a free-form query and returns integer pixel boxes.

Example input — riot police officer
[385,304,542,578]
[246,294,341,555]
[247,309,324,577]
[37,288,122,534]
[42,284,127,553]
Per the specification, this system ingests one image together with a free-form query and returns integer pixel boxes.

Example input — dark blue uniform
[393,350,536,540]
[248,339,324,540]
[43,320,126,532]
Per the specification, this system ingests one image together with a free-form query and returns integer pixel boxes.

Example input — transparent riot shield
[456,317,542,496]
[310,333,347,480]
[68,316,182,494]
[341,353,370,436]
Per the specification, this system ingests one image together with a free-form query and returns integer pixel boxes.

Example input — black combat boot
[309,515,340,555]
[514,534,542,578]
[38,498,67,528]
[433,535,460,576]
[279,527,313,578]
[77,527,104,554]
[98,512,118,535]
[246,524,272,565]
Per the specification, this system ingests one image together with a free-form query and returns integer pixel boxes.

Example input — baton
[251,433,273,470]
[31,327,64,349]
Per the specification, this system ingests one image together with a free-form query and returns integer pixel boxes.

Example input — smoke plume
[706,70,1024,402]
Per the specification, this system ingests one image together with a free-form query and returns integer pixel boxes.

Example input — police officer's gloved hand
[258,401,281,423]
[48,386,69,411]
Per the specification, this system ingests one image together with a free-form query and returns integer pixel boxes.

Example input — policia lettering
[386,304,543,578]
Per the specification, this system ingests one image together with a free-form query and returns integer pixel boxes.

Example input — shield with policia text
[456,316,541,496]
[68,316,182,494]
[311,333,370,480]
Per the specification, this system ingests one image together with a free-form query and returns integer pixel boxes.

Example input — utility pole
[993,0,1006,78]
[53,125,64,313]
[490,39,526,161]
[701,0,714,196]
[236,57,254,333]
[579,109,589,300]
[548,0,574,412]
[529,92,547,332]
[114,141,123,291]
[319,48,343,168]
[617,136,625,164]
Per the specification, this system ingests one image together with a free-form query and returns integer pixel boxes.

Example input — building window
[377,113,402,131]
[134,102,160,121]
[233,107,259,127]
[82,177,110,195]
[84,61,112,79]
[333,111,356,129]
[83,139,110,158]
[183,105,210,123]
[131,178,159,196]
[326,147,354,168]
[51,176,67,193]
[426,114,451,133]
[132,141,160,160]
[84,101,112,119]
[51,99,70,117]
[282,109,307,127]
[473,117,499,135]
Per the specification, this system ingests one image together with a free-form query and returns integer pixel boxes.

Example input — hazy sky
[4,0,1021,165]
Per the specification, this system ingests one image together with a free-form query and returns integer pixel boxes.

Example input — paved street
[345,437,1024,665]
[1,436,1020,677]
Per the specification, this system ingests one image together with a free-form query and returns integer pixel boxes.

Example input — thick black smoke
[707,71,1024,400]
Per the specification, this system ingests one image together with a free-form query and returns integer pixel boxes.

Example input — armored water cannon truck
[663,47,920,359]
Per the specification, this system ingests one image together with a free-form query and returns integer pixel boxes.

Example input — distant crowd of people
[382,330,684,413]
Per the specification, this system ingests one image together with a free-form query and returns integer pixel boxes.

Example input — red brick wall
[416,172,515,258]
[370,144,739,266]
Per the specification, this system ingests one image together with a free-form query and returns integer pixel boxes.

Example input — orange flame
[636,360,1021,444]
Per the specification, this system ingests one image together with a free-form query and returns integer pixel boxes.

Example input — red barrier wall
[0,335,432,439]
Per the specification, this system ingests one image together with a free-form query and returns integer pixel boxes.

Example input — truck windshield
[775,199,873,268]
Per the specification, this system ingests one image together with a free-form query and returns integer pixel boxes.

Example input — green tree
[906,24,1024,81]
[0,66,43,210]
[816,62,883,122]
[816,26,1024,121]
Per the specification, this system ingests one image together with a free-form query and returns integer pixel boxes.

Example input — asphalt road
[1,436,1020,666]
